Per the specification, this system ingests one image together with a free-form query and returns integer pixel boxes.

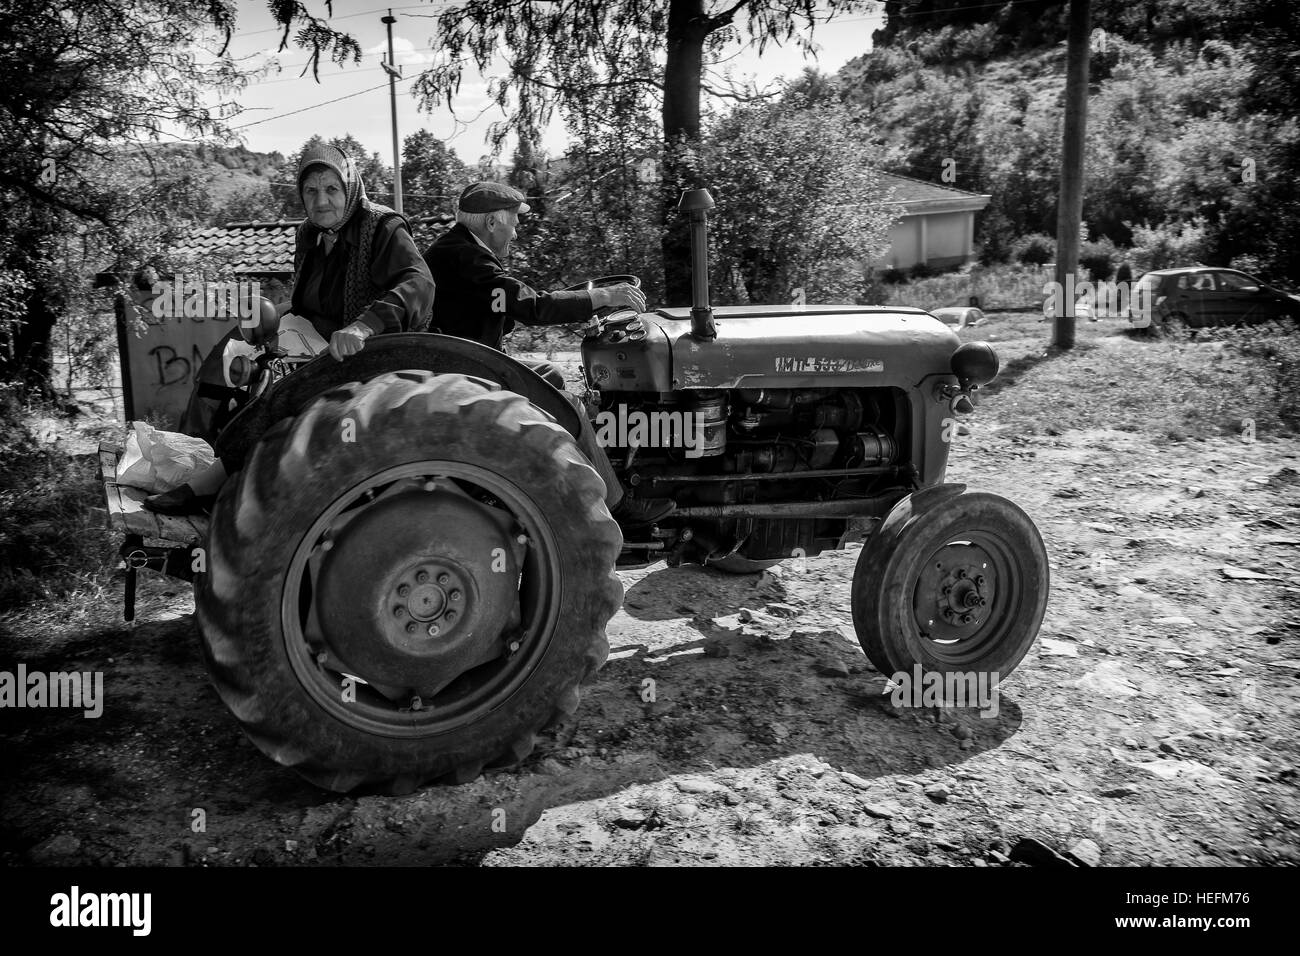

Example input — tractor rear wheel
[195,371,623,793]
[851,491,1048,680]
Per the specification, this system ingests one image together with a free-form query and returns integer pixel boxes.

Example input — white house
[873,171,991,270]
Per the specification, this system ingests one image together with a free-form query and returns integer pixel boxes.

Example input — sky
[206,0,885,166]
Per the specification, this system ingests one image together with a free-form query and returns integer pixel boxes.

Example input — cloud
[365,35,437,67]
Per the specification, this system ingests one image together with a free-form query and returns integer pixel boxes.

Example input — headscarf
[297,143,368,239]
[294,143,407,326]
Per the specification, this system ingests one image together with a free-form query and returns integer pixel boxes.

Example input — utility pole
[1053,0,1090,349]
[381,9,403,214]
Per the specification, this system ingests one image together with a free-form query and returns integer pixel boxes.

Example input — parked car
[1127,266,1300,330]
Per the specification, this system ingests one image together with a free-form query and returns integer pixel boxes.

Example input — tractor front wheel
[851,490,1048,681]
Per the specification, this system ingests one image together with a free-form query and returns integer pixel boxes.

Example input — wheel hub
[915,544,998,642]
[310,482,525,698]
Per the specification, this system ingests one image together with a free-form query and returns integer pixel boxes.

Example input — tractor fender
[214,333,582,463]
[874,483,968,542]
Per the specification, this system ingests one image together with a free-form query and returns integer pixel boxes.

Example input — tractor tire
[195,371,623,793]
[851,490,1048,680]
[707,555,784,574]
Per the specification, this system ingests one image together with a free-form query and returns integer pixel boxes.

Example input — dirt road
[3,317,1298,866]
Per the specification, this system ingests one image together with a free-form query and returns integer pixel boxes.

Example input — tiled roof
[877,170,990,206]
[170,214,456,276]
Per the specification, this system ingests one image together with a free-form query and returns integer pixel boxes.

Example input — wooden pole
[382,10,403,214]
[1053,0,1091,349]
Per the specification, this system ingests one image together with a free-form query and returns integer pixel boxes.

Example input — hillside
[834,1,1300,280]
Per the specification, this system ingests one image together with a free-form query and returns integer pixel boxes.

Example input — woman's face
[302,168,347,230]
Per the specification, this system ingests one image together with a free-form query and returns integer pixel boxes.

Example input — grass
[958,312,1300,441]
[884,264,1054,312]
[0,390,117,616]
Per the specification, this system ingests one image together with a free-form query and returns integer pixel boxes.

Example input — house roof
[169,213,457,276]
[877,171,990,212]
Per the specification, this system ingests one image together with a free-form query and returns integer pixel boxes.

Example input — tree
[698,92,895,305]
[0,0,359,396]
[382,0,880,305]
[401,130,468,220]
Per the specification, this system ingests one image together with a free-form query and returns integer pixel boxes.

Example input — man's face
[485,207,520,259]
[302,169,347,230]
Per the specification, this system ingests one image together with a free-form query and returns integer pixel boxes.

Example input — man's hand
[329,321,374,361]
[591,283,647,314]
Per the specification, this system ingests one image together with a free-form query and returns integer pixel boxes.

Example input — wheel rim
[911,532,1023,668]
[281,460,562,738]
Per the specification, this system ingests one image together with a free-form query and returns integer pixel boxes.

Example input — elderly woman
[145,143,435,514]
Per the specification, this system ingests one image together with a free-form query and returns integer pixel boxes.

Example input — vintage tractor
[119,188,1048,793]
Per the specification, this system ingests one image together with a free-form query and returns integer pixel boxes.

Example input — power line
[231,76,414,130]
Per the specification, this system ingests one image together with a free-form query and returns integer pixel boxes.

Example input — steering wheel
[560,274,641,294]
[561,274,644,329]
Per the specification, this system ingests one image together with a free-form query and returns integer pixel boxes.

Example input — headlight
[951,342,999,390]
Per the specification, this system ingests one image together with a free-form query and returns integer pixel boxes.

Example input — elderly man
[423,181,673,529]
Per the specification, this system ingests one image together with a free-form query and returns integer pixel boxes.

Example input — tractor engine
[590,385,909,565]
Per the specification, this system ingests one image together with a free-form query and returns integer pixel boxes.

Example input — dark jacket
[422,223,593,349]
[292,205,435,339]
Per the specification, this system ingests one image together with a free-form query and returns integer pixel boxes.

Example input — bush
[1080,237,1118,280]
[1128,218,1208,272]
[1012,233,1055,265]
[881,267,908,285]
[908,261,937,280]
[0,391,113,612]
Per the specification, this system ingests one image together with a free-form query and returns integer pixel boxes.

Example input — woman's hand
[329,321,374,361]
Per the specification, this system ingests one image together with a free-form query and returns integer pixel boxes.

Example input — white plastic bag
[115,422,216,493]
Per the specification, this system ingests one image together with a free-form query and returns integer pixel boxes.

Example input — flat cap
[458,181,531,214]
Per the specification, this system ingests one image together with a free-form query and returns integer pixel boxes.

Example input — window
[1215,271,1257,292]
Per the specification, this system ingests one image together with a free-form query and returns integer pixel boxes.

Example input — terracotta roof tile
[167,213,455,276]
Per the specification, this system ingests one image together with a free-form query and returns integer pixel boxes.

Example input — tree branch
[0,170,113,226]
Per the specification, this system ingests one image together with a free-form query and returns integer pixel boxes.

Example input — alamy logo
[593,405,705,459]
[1042,275,1150,321]
[0,664,102,718]
[50,886,151,936]
[151,275,262,322]
[885,664,1001,718]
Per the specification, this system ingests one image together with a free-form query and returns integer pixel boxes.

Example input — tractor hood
[595,305,961,391]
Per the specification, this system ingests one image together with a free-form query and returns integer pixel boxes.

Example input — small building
[873,172,991,271]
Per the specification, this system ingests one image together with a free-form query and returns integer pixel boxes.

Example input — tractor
[113,188,1049,793]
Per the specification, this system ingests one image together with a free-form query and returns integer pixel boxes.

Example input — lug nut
[975,575,985,587]
[411,696,423,711]
[427,623,440,637]
[942,585,951,595]
[445,610,457,623]
[397,583,410,597]
[517,534,529,545]
[316,651,328,665]
[437,572,450,585]
[416,570,429,584]
[405,622,417,634]
[393,606,406,618]
[961,613,973,624]
[449,589,462,601]
[956,569,967,579]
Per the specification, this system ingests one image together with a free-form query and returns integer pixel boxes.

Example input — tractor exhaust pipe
[678,188,716,341]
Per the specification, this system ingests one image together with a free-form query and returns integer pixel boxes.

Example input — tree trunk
[661,0,709,307]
